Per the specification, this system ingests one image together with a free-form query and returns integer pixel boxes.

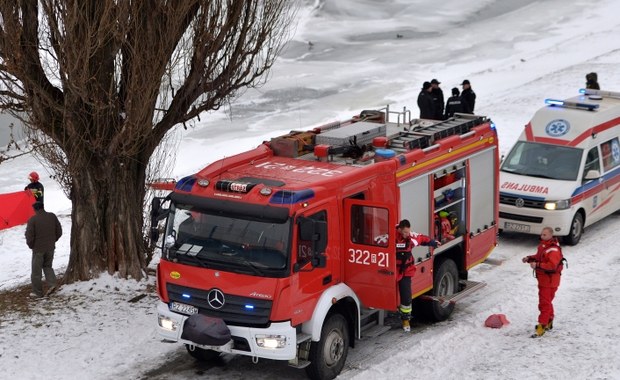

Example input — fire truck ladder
[387,114,487,153]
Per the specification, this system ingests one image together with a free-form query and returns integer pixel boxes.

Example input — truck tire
[427,259,459,322]
[305,313,349,380]
[185,344,220,361]
[563,212,583,246]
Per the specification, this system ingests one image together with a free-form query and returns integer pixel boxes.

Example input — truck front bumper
[156,301,298,360]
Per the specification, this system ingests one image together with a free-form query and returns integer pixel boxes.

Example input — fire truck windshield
[163,203,290,276]
[501,141,583,181]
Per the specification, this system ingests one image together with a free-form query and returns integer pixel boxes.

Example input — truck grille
[167,283,272,327]
[499,212,543,224]
[499,193,545,209]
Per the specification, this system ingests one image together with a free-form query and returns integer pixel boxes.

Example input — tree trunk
[63,156,148,282]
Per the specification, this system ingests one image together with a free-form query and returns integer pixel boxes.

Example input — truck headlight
[544,199,571,210]
[255,334,286,349]
[158,315,178,331]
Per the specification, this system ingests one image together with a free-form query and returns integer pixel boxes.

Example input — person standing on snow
[444,87,467,119]
[417,81,436,119]
[430,79,445,120]
[585,72,600,90]
[522,226,565,337]
[24,171,44,204]
[395,219,440,332]
[25,202,62,298]
[460,79,476,114]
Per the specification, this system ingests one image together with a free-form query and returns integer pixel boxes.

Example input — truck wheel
[185,344,220,361]
[563,212,583,246]
[427,259,459,322]
[305,313,349,380]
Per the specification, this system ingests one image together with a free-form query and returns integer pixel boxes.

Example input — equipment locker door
[467,148,498,267]
[343,199,398,310]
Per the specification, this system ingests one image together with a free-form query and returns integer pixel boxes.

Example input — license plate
[170,301,198,315]
[504,222,530,233]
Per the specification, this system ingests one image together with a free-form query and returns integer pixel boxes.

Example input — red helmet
[29,171,40,181]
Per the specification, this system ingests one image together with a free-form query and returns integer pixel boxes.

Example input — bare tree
[0,1,297,282]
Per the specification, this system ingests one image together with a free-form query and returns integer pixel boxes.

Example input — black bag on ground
[181,314,231,346]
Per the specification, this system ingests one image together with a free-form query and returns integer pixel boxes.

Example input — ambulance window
[297,210,326,266]
[583,147,600,176]
[350,205,389,247]
[600,138,620,172]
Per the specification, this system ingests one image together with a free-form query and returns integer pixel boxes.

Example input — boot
[546,319,553,330]
[398,304,412,332]
[398,304,412,320]
[402,319,411,332]
[531,324,546,338]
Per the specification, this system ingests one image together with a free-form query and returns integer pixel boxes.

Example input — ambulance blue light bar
[580,88,620,99]
[544,98,598,111]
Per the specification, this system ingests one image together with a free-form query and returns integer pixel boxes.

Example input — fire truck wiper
[234,254,266,276]
[173,251,209,268]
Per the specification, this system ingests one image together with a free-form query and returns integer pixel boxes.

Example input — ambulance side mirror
[584,169,601,181]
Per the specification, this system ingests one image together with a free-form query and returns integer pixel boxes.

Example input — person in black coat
[460,79,476,114]
[430,79,444,120]
[25,202,62,298]
[444,87,467,119]
[585,72,600,90]
[417,81,436,119]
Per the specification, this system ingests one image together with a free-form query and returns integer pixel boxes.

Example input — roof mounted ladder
[387,114,486,153]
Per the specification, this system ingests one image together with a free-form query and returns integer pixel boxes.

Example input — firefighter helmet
[28,171,40,181]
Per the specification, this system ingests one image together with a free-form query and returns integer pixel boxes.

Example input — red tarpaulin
[0,190,36,230]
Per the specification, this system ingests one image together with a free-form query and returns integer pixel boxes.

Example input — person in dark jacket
[25,202,62,298]
[24,171,44,204]
[417,81,436,119]
[522,226,564,337]
[460,79,476,114]
[430,79,445,120]
[444,87,467,118]
[395,219,440,332]
[585,72,600,90]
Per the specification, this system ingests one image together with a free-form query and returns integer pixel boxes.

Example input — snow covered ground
[1,0,620,379]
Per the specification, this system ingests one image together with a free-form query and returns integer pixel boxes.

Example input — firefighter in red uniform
[395,219,439,332]
[522,226,565,337]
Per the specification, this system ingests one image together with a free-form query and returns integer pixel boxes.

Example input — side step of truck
[419,280,486,305]
[359,308,391,338]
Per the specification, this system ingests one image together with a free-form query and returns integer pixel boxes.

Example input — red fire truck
[151,107,499,379]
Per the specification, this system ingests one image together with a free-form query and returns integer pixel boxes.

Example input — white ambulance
[499,89,620,245]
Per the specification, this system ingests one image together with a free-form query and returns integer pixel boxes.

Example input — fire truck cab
[152,107,499,379]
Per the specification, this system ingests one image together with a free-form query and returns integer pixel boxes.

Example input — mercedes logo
[515,198,525,208]
[207,289,225,309]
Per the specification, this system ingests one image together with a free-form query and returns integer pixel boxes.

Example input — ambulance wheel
[563,212,583,246]
[185,344,220,361]
[427,259,458,322]
[306,313,349,380]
